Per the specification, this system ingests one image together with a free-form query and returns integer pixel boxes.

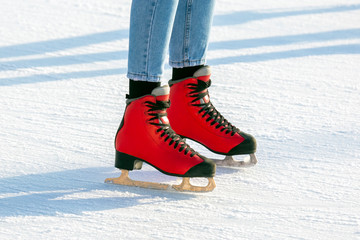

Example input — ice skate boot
[167,66,257,167]
[105,85,216,192]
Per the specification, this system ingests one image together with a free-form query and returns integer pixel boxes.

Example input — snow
[1,0,360,239]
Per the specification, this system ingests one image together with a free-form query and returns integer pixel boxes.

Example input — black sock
[127,79,161,99]
[172,65,204,80]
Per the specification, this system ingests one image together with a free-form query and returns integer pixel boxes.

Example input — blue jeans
[127,0,215,82]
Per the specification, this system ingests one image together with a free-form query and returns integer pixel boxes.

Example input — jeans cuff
[169,59,206,68]
[127,72,162,82]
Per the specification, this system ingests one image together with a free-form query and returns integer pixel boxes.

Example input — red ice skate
[105,85,216,192]
[167,66,257,167]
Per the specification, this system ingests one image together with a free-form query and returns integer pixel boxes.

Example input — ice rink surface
[1,1,359,239]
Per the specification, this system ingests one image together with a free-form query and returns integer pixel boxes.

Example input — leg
[169,0,215,68]
[166,1,258,167]
[127,0,179,82]
[106,0,217,192]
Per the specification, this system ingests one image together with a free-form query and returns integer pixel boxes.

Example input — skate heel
[115,151,143,170]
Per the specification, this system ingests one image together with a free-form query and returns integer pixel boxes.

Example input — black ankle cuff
[172,65,204,80]
[128,79,161,99]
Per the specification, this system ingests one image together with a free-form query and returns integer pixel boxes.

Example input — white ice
[1,0,359,239]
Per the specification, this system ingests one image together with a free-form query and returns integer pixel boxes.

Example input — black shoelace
[187,79,240,136]
[145,100,197,157]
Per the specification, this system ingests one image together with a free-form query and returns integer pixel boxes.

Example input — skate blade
[212,153,258,167]
[105,170,216,192]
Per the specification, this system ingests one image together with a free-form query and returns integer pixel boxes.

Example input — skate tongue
[193,66,211,82]
[152,85,170,101]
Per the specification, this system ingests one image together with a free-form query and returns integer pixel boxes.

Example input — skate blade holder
[212,153,257,167]
[105,170,216,192]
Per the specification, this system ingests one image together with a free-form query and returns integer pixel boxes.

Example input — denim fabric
[169,0,215,68]
[127,0,215,82]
